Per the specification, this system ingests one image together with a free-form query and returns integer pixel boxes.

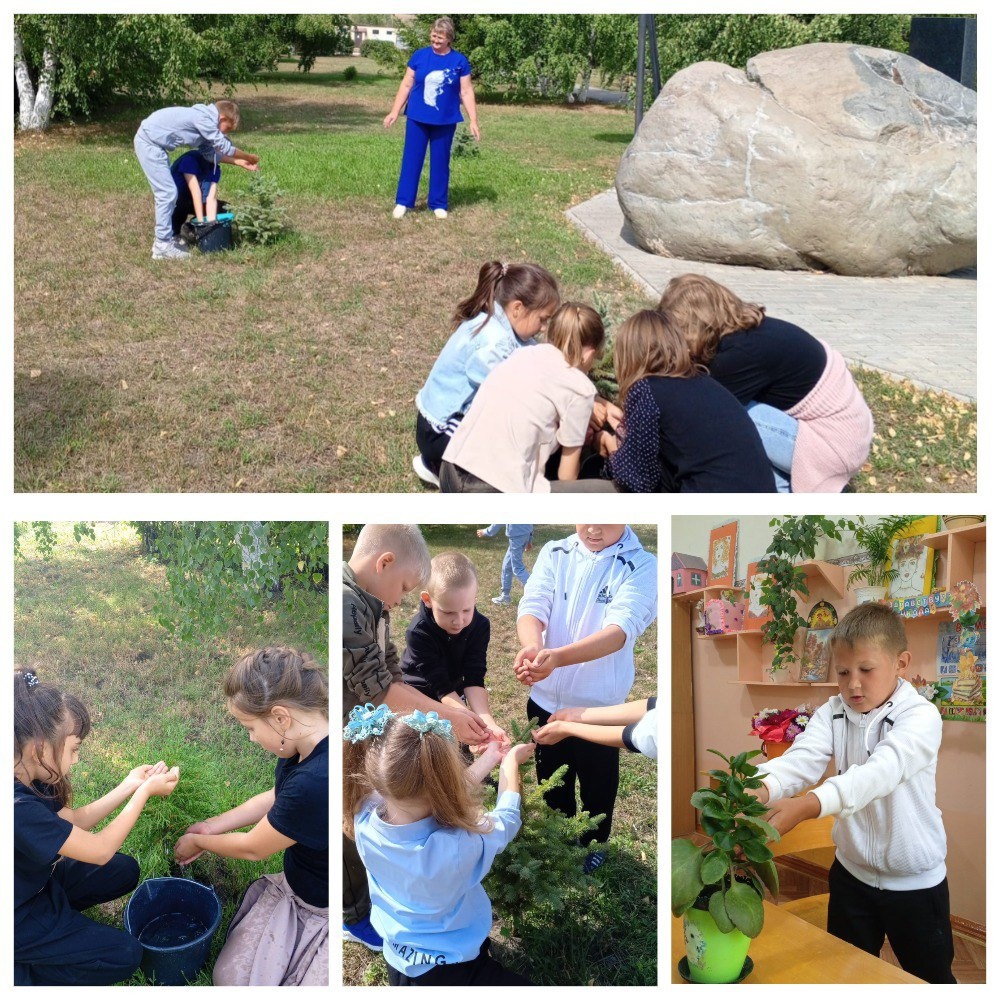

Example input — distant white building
[353,22,408,53]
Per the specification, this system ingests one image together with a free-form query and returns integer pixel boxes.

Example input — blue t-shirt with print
[170,149,222,201]
[406,47,471,125]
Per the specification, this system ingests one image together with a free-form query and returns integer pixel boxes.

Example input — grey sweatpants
[134,130,177,242]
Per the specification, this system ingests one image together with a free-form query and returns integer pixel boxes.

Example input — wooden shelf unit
[684,530,986,687]
[921,522,987,603]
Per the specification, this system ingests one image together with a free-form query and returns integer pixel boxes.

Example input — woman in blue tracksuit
[383,16,480,219]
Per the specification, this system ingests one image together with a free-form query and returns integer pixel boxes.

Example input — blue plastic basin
[124,877,222,985]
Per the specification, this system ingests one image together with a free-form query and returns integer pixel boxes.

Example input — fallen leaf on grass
[30,369,41,378]
[121,380,128,389]
[336,445,348,458]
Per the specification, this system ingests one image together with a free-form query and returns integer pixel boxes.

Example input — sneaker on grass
[583,850,607,874]
[433,208,448,219]
[152,239,190,260]
[491,594,511,605]
[412,454,440,488]
[392,204,408,219]
[343,916,383,951]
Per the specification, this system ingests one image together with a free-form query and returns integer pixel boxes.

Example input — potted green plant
[757,516,853,674]
[845,515,921,605]
[672,749,780,983]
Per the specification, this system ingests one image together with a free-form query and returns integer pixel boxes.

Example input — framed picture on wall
[707,521,738,587]
[743,560,772,631]
[886,516,939,600]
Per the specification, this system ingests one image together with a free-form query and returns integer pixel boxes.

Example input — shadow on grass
[14,370,118,489]
[591,131,633,145]
[258,70,392,88]
[450,182,500,207]
[244,98,380,132]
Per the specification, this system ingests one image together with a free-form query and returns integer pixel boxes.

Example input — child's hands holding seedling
[124,761,169,792]
[142,765,179,797]
[508,743,535,766]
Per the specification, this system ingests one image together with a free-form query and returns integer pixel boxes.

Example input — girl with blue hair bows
[343,704,534,985]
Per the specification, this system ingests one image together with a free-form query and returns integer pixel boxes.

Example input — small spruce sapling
[482,718,602,937]
[233,174,289,247]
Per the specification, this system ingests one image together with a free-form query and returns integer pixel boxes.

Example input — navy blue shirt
[170,149,221,201]
[401,601,490,701]
[709,316,827,411]
[406,47,471,125]
[268,736,328,908]
[607,374,777,493]
[14,779,73,910]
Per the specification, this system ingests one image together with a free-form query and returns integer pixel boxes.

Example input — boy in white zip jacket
[513,524,657,872]
[753,603,954,983]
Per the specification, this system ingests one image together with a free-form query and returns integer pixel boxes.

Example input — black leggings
[15,853,143,986]
[827,858,956,984]
[388,939,531,986]
[528,697,620,845]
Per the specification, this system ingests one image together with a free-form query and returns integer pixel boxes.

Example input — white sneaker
[491,594,511,605]
[392,204,407,219]
[152,239,190,260]
[433,208,448,219]
[412,454,440,488]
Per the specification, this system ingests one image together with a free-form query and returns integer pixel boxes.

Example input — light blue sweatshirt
[135,103,236,158]
[355,789,521,977]
[416,303,536,429]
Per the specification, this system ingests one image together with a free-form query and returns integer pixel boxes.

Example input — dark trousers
[528,697,619,845]
[15,853,143,986]
[388,939,531,986]
[343,831,371,925]
[396,118,457,210]
[415,411,456,476]
[827,858,956,984]
[439,460,500,493]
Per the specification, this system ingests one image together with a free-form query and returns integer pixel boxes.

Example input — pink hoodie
[788,341,873,493]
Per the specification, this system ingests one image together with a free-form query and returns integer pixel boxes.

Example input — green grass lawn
[14,56,975,492]
[341,523,659,986]
[13,523,329,985]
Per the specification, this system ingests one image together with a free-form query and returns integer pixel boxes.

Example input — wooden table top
[672,900,924,984]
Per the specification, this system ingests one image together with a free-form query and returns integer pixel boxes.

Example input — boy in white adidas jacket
[753,603,954,983]
[513,524,657,872]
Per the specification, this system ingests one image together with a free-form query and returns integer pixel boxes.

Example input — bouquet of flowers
[750,704,815,743]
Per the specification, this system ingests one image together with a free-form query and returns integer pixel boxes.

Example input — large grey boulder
[615,43,976,276]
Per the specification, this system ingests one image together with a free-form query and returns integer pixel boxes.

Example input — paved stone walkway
[567,189,976,401]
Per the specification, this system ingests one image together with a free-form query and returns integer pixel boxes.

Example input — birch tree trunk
[14,26,57,130]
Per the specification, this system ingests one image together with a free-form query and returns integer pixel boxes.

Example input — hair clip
[500,261,509,277]
[343,702,395,743]
[23,671,40,689]
[401,709,454,741]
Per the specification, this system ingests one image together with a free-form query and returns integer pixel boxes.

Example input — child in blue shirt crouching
[344,703,534,986]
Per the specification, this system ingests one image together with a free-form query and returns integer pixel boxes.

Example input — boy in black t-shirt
[401,551,508,750]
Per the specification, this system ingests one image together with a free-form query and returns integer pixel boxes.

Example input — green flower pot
[682,897,752,984]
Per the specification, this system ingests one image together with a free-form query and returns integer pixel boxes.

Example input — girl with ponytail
[14,668,178,986]
[174,647,329,986]
[344,703,534,985]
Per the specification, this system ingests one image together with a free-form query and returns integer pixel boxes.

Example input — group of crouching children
[343,523,658,985]
[413,262,874,494]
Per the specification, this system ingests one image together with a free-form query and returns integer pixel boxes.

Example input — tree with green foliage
[655,13,911,82]
[13,13,335,129]
[134,521,328,642]
[279,14,353,72]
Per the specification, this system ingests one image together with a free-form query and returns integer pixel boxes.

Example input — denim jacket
[416,303,535,429]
